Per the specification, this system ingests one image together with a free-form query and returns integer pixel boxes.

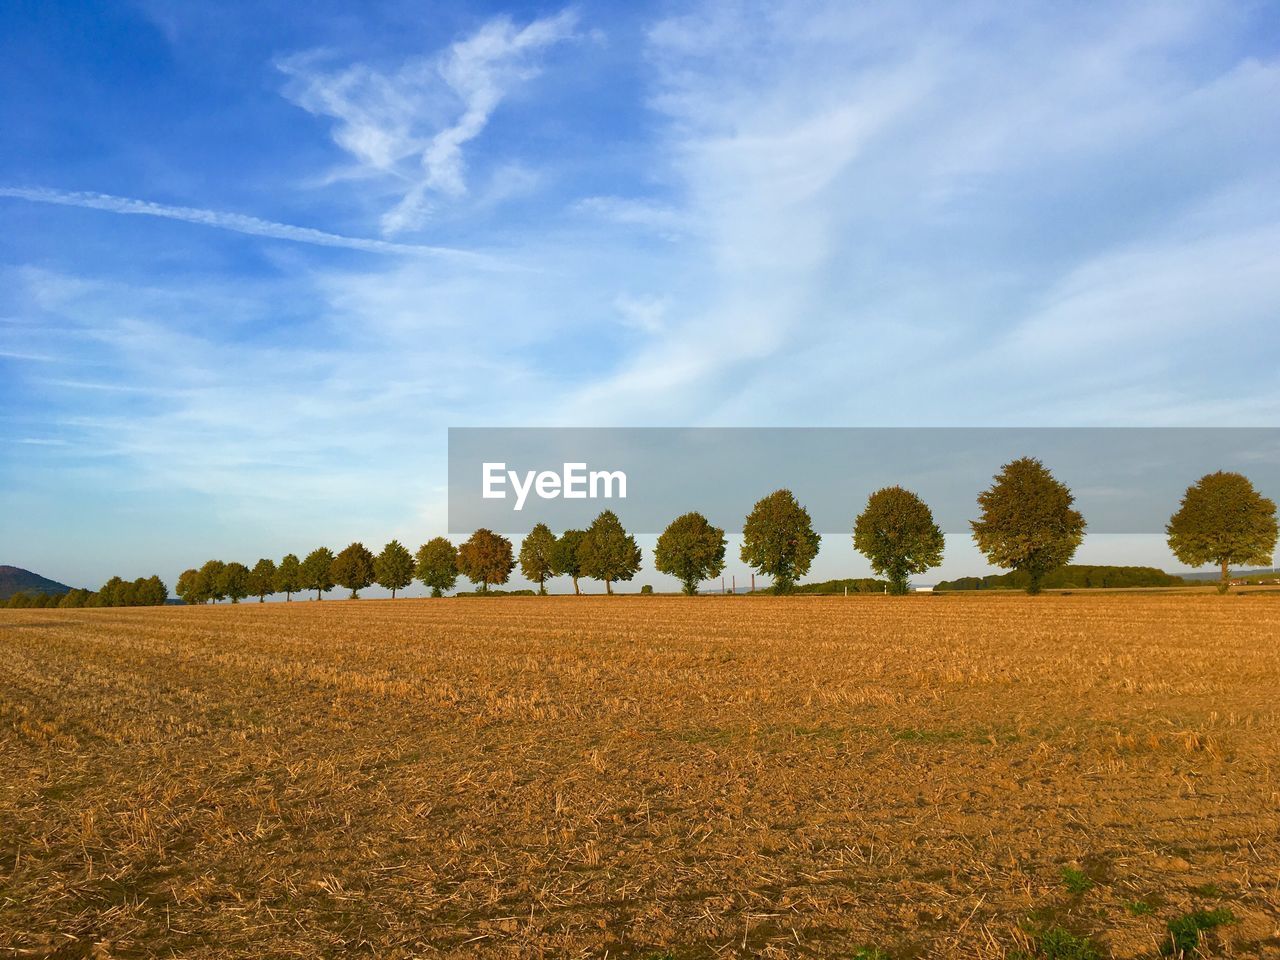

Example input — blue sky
[3,0,1279,592]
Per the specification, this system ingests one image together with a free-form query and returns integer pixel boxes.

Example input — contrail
[0,186,484,261]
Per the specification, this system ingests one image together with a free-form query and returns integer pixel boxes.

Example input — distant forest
[935,565,1186,591]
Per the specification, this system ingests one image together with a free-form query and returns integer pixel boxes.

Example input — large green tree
[579,511,642,594]
[458,529,515,591]
[654,512,726,595]
[137,575,168,606]
[196,560,226,603]
[1166,471,1278,594]
[518,523,557,595]
[219,562,251,603]
[175,568,201,605]
[415,538,459,597]
[551,529,586,595]
[374,540,415,599]
[301,547,335,600]
[276,553,303,601]
[740,489,821,594]
[247,558,277,603]
[853,486,945,595]
[332,542,376,599]
[971,457,1086,595]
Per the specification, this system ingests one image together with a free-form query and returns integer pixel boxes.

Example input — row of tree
[10,460,1261,611]
[173,509,647,603]
[1,575,168,609]
[165,462,1275,602]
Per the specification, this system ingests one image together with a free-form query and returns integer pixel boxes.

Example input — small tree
[301,547,335,600]
[1166,471,1278,594]
[176,568,201,605]
[374,539,415,599]
[579,510,642,594]
[740,489,821,594]
[276,553,303,602]
[332,542,376,599]
[853,486,945,595]
[519,523,557,595]
[248,558,277,603]
[551,529,586,595]
[654,512,726,595]
[196,560,226,603]
[971,457,1086,595]
[415,537,459,597]
[457,529,515,591]
[219,562,251,603]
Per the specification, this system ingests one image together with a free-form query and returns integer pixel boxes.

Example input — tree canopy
[197,559,227,603]
[740,489,821,593]
[374,540,415,599]
[457,529,515,591]
[415,538,459,597]
[1167,471,1278,593]
[853,486,945,594]
[332,542,376,599]
[218,562,250,603]
[276,553,303,601]
[579,511,642,594]
[301,548,335,600]
[248,558,277,602]
[654,511,726,595]
[518,523,557,595]
[176,568,201,604]
[971,457,1086,594]
[550,530,586,595]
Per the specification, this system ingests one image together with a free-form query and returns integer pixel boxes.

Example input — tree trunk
[1219,558,1231,594]
[259,596,265,603]
[391,588,396,599]
[572,576,580,596]
[606,579,613,595]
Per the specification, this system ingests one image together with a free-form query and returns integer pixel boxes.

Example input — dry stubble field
[2,595,1279,959]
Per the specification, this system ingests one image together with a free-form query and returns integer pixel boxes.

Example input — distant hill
[0,566,74,600]
[936,565,1185,591]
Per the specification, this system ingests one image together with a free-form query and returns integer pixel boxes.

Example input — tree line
[5,460,1272,610]
[2,575,168,609]
[168,460,1276,602]
[173,509,647,604]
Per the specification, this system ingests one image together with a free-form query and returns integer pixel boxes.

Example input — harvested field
[2,595,1279,959]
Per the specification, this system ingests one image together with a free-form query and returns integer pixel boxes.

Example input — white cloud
[573,195,688,238]
[613,294,668,334]
[279,10,580,234]
[554,0,1280,426]
[0,186,478,259]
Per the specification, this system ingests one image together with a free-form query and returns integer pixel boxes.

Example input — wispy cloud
[279,10,580,234]
[557,0,1280,426]
[0,186,479,259]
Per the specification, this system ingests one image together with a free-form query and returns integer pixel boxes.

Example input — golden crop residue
[1,594,1278,958]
